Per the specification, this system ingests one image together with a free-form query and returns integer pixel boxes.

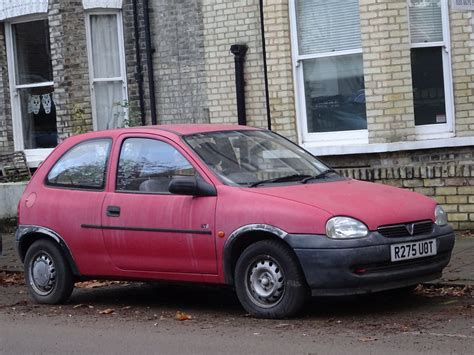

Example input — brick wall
[450,9,474,136]
[202,0,267,128]
[48,0,92,140]
[149,0,209,124]
[122,0,149,126]
[359,0,415,143]
[0,23,13,154]
[262,0,297,141]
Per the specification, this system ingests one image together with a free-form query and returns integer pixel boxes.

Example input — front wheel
[24,239,74,304]
[234,240,308,318]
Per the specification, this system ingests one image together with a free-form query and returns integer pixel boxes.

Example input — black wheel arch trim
[222,224,289,285]
[16,225,80,277]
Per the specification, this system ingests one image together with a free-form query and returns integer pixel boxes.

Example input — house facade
[0,0,473,229]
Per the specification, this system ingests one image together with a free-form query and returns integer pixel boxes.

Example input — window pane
[409,0,443,44]
[296,0,362,55]
[303,54,367,133]
[47,139,111,189]
[18,87,57,149]
[12,20,53,85]
[186,130,329,186]
[94,81,124,130]
[411,47,446,126]
[90,14,121,78]
[117,138,196,193]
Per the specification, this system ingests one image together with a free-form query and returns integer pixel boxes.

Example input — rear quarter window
[46,138,111,190]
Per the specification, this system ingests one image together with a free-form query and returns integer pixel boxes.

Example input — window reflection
[303,54,367,133]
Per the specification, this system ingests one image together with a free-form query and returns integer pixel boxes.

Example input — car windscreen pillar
[230,44,248,126]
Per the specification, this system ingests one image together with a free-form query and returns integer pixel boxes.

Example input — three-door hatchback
[14,125,455,318]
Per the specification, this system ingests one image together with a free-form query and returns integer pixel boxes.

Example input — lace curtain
[90,14,124,130]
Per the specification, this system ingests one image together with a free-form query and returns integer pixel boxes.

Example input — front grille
[353,252,449,274]
[377,220,434,238]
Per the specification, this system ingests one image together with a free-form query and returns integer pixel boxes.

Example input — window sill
[303,136,474,157]
[24,148,54,168]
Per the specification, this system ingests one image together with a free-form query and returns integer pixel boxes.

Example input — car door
[35,138,113,275]
[101,134,217,274]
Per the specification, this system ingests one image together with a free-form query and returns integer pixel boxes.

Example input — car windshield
[184,130,334,187]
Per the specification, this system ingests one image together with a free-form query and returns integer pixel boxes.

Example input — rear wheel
[24,239,74,304]
[234,240,307,318]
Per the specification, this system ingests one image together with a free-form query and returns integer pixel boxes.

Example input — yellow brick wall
[202,0,268,128]
[359,0,416,143]
[262,0,297,141]
[450,9,474,136]
[200,1,472,145]
[201,0,298,140]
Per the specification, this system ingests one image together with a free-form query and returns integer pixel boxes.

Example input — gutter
[143,0,157,125]
[230,44,248,126]
[259,0,272,131]
[132,0,146,126]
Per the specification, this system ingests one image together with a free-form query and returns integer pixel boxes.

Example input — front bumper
[285,225,455,296]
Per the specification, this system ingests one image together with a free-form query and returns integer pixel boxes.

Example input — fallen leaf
[415,285,472,298]
[442,300,459,305]
[76,280,111,289]
[274,323,291,328]
[99,308,115,315]
[73,304,88,309]
[359,336,377,342]
[175,311,192,321]
[0,272,24,285]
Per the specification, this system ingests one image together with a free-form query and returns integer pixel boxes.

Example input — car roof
[68,124,261,141]
[156,124,260,135]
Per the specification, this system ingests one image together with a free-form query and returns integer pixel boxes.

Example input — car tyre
[24,239,74,304]
[234,239,308,318]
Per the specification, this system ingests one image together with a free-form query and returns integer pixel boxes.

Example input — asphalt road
[0,281,473,355]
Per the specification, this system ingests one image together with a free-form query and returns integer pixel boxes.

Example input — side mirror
[169,176,216,197]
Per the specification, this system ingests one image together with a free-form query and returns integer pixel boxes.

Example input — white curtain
[94,81,123,130]
[90,14,121,78]
[409,0,443,44]
[90,14,124,130]
[296,0,362,55]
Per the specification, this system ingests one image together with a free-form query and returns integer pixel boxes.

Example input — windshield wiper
[249,174,312,188]
[300,169,338,184]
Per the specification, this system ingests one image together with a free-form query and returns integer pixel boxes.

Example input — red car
[14,125,454,318]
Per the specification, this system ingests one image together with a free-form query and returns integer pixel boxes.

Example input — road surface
[0,279,472,354]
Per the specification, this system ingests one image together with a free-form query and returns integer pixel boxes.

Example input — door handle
[106,205,121,217]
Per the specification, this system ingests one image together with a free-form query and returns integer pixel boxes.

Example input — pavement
[1,231,473,286]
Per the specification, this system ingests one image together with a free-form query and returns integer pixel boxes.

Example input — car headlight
[326,217,368,239]
[435,205,448,226]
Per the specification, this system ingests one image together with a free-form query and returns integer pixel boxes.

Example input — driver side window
[116,138,196,193]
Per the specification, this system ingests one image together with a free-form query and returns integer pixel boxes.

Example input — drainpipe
[230,44,248,126]
[132,0,146,126]
[143,0,157,125]
[259,0,272,131]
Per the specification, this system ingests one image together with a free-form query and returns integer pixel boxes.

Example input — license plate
[390,239,437,262]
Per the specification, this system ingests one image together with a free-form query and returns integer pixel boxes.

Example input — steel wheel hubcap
[30,253,56,296]
[246,257,285,308]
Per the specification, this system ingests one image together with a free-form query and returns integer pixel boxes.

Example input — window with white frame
[86,11,128,131]
[5,18,57,150]
[291,0,367,144]
[408,0,454,137]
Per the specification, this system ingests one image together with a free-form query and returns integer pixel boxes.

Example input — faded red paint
[18,125,439,285]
